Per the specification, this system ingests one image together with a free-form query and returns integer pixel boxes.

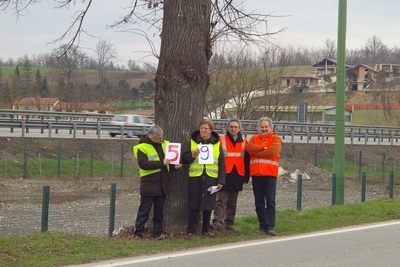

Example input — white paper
[198,144,214,164]
[207,186,219,194]
[165,142,181,165]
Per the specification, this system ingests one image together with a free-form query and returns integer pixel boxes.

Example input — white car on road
[109,114,153,138]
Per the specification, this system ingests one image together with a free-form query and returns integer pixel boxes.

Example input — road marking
[89,220,400,267]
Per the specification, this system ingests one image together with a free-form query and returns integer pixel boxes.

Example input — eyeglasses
[228,126,239,129]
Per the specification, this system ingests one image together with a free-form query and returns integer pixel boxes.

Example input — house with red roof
[280,70,319,87]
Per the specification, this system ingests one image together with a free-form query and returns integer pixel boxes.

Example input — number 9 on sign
[198,144,213,164]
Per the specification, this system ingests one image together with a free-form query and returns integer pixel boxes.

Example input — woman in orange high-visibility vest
[247,117,281,237]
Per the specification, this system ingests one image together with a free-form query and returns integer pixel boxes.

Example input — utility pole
[334,0,347,204]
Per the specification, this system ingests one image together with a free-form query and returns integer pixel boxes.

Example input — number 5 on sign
[166,143,181,165]
[198,144,214,164]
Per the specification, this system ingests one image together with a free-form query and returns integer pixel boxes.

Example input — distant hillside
[0,65,154,89]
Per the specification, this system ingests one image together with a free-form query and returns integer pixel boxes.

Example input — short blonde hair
[198,118,214,131]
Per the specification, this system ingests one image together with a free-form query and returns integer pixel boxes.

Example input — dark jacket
[135,135,170,196]
[182,130,226,211]
[220,131,250,191]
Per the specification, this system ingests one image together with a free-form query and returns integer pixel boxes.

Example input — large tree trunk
[154,0,211,233]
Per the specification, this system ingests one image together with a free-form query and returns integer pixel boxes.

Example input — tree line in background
[206,37,400,122]
[0,35,399,114]
[1,35,398,69]
[0,39,155,111]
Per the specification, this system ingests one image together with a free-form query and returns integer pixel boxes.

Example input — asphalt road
[68,220,400,267]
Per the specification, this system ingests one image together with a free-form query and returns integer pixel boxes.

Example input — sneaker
[134,235,142,240]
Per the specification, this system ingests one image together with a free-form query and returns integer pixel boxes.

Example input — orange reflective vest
[219,134,247,176]
[249,134,280,177]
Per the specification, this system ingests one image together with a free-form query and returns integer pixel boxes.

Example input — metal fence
[1,109,400,144]
[1,143,400,237]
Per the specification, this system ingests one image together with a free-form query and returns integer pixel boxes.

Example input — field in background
[351,109,400,126]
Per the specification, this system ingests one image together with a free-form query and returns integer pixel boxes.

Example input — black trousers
[252,176,277,231]
[134,193,166,237]
[188,209,212,234]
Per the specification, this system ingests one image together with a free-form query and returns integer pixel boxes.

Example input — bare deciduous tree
[3,0,281,233]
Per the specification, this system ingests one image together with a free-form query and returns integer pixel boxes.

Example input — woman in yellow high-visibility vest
[182,118,226,238]
[133,125,182,240]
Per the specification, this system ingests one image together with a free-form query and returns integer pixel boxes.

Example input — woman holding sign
[133,125,182,240]
[182,118,226,237]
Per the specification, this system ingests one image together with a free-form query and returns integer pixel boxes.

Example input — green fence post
[109,183,116,237]
[57,142,61,178]
[382,150,386,182]
[361,171,366,202]
[358,149,362,180]
[41,185,50,232]
[90,143,94,177]
[389,170,394,199]
[120,143,124,178]
[331,173,336,206]
[296,174,302,211]
[291,145,295,158]
[23,141,28,179]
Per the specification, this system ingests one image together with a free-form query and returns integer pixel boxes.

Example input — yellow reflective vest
[188,140,220,178]
[133,141,170,177]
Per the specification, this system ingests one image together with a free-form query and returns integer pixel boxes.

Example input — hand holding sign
[166,143,181,165]
[198,144,214,164]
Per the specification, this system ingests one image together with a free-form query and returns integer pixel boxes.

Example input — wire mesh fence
[1,140,400,237]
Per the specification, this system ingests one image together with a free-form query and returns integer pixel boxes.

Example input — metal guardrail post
[48,122,52,138]
[55,117,59,134]
[120,125,124,140]
[41,185,50,232]
[97,121,101,140]
[108,183,116,237]
[21,121,25,138]
[73,122,77,139]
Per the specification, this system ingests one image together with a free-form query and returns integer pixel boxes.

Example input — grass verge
[1,198,399,267]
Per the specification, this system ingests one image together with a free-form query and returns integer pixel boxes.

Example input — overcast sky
[1,0,399,67]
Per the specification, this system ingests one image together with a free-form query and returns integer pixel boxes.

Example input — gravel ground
[1,157,398,237]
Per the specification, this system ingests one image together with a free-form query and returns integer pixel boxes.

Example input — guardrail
[1,109,400,145]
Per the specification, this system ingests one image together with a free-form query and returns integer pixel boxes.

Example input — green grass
[113,101,153,112]
[351,109,400,126]
[0,158,139,179]
[316,157,399,182]
[1,198,399,267]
